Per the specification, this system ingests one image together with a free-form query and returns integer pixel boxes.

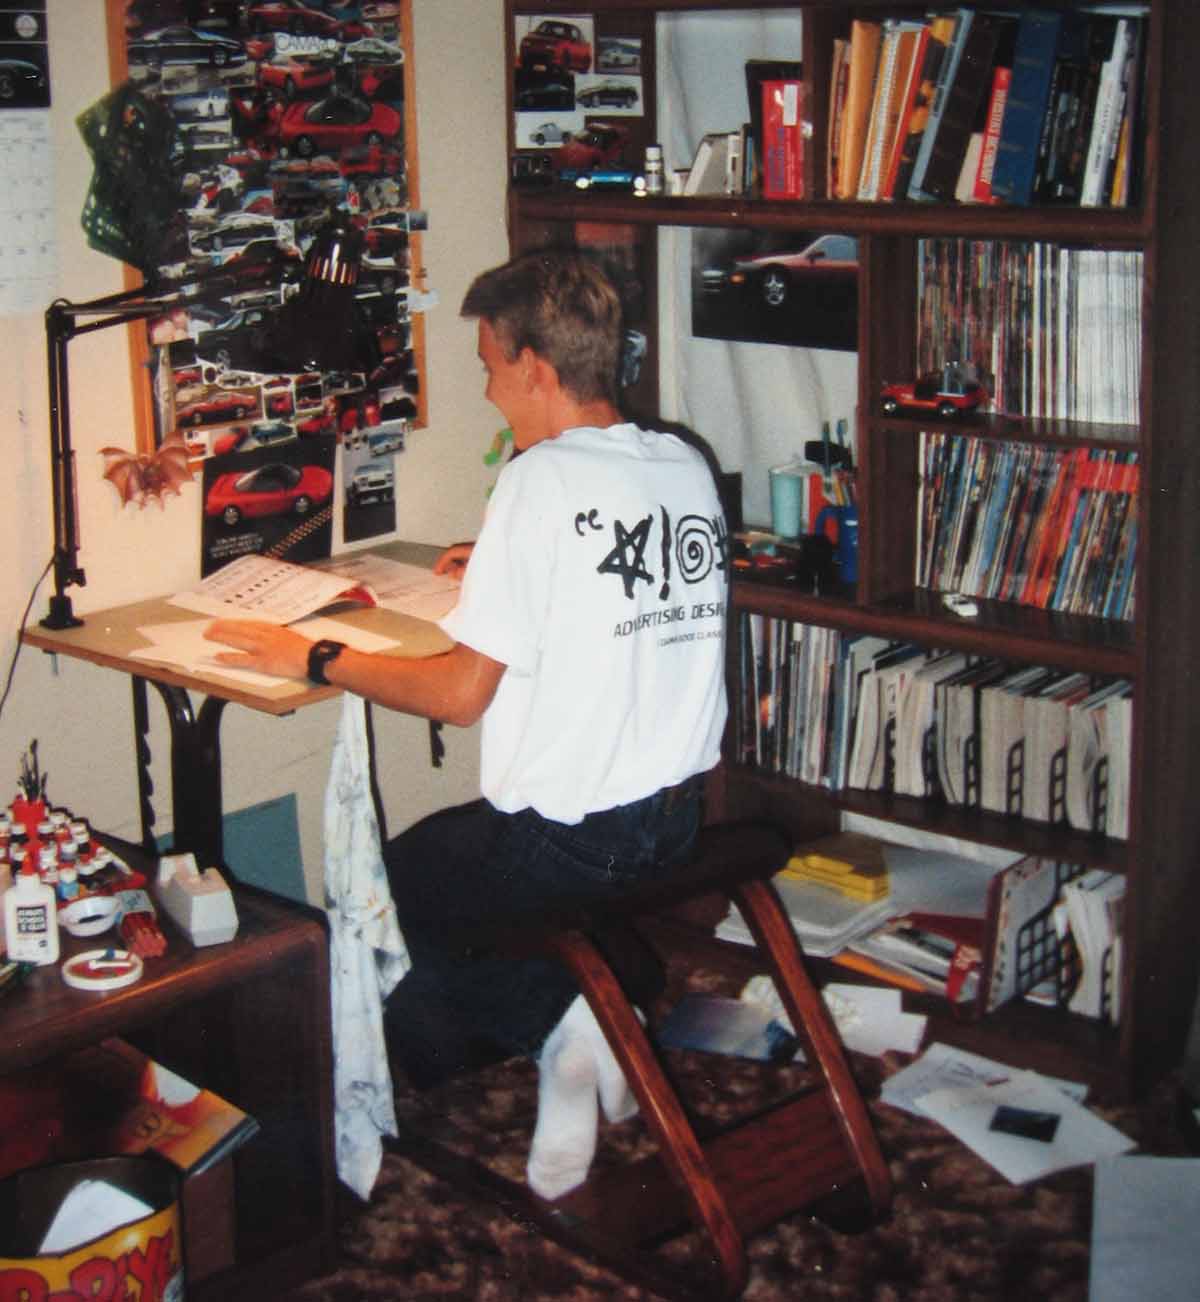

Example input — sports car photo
[205,460,332,526]
[128,25,248,67]
[245,1,372,40]
[277,93,402,158]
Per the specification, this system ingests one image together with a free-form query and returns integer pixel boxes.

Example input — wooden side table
[0,862,337,1300]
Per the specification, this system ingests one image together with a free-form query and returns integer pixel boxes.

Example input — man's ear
[521,347,559,395]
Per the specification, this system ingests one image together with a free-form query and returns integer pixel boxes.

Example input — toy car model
[518,19,591,74]
[880,364,989,418]
[205,461,333,526]
[128,25,247,67]
[702,233,859,308]
[245,1,372,40]
[277,93,401,158]
[553,123,628,173]
[576,80,639,109]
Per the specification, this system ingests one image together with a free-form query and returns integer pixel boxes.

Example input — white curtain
[656,9,859,529]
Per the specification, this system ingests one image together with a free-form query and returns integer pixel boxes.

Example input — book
[906,7,973,199]
[879,22,931,200]
[857,20,924,201]
[656,993,800,1063]
[760,82,804,199]
[684,130,736,196]
[1081,17,1133,206]
[825,36,850,196]
[911,11,1010,203]
[169,552,377,625]
[836,18,883,200]
[971,62,1010,202]
[990,9,1075,205]
[892,12,957,200]
[0,1037,260,1180]
[744,58,802,196]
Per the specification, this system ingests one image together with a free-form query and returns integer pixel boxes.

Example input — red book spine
[974,64,1011,203]
[762,80,805,199]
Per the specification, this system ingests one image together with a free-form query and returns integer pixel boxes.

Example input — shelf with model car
[502,0,1198,1102]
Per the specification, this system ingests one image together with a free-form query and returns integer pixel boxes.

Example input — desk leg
[132,676,229,869]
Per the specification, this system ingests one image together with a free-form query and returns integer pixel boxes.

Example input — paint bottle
[643,143,664,196]
[4,858,60,965]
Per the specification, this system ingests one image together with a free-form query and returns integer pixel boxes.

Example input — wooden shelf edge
[729,584,1136,679]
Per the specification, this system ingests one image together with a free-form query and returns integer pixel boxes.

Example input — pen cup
[769,464,804,539]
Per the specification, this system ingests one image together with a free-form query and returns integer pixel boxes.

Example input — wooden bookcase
[502,0,1200,1101]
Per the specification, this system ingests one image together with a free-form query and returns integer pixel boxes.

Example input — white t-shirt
[439,423,729,824]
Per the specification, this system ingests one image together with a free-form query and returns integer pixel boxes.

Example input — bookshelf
[502,0,1199,1101]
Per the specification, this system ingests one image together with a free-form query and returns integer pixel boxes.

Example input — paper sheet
[917,1069,1134,1184]
[881,1042,1088,1117]
[131,617,400,685]
[313,553,460,620]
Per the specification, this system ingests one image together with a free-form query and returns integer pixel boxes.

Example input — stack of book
[733,613,1134,839]
[915,436,1139,619]
[914,238,1143,424]
[828,7,1145,208]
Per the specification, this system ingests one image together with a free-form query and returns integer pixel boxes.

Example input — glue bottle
[3,856,59,965]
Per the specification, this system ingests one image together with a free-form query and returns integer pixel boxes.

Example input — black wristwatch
[306,638,346,685]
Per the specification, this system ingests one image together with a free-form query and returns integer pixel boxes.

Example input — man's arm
[202,621,505,728]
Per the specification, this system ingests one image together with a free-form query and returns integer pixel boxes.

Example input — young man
[206,249,729,1196]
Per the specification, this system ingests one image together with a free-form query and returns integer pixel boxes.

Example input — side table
[0,856,337,1300]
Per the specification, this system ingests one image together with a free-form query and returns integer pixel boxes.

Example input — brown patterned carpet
[283,947,1191,1302]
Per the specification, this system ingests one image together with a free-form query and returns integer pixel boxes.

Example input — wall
[0,1,509,900]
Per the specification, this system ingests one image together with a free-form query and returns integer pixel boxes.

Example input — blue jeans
[382,777,703,1087]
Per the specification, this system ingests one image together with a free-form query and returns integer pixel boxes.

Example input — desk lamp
[42,216,375,630]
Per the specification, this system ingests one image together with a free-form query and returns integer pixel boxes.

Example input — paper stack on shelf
[1058,868,1125,1021]
[717,872,892,957]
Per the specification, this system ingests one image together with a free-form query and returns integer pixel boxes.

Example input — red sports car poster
[110,0,423,562]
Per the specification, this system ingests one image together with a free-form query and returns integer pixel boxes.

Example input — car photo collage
[117,1,421,569]
[512,14,645,185]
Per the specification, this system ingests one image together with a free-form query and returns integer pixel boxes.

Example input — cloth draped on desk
[324,692,410,1200]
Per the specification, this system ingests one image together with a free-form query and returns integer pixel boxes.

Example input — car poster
[512,15,645,162]
[111,0,424,563]
[0,3,50,108]
[692,228,859,352]
[200,435,336,575]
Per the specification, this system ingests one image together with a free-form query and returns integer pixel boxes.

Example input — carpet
[283,946,1191,1302]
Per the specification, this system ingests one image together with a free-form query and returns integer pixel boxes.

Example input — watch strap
[307,638,346,685]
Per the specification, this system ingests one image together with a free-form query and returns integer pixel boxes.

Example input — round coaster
[61,948,144,992]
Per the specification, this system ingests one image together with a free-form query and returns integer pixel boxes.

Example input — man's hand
[204,619,314,680]
[434,542,474,580]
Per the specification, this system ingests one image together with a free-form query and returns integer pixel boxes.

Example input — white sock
[526,996,638,1199]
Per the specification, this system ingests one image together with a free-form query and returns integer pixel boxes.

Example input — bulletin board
[102,0,426,564]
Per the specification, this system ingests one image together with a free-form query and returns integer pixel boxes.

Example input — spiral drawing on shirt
[675,513,716,583]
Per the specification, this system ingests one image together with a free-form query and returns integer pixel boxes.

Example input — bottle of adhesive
[4,857,60,965]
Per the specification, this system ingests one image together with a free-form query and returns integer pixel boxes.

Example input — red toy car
[552,123,628,173]
[277,93,401,158]
[205,461,332,526]
[519,19,591,73]
[880,363,989,418]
